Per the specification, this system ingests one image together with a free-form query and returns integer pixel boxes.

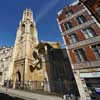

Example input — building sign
[80,72,100,78]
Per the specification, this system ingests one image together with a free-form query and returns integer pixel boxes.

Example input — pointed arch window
[30,24,34,33]
[22,24,25,33]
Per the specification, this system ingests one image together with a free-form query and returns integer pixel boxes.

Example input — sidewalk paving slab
[0,87,63,100]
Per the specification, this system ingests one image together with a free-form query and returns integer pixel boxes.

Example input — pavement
[0,93,24,100]
[0,87,63,100]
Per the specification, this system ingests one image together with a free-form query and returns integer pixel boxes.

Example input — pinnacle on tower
[15,8,38,45]
[22,8,34,22]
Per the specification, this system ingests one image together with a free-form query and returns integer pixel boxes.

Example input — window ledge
[66,35,100,49]
[72,60,100,70]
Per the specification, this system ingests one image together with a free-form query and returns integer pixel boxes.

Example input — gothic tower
[9,9,39,87]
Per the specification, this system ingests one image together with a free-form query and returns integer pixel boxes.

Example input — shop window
[74,48,87,63]
[91,44,100,59]
[69,33,79,44]
[76,15,87,24]
[82,28,96,39]
[64,22,73,30]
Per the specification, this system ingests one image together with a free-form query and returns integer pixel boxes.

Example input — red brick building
[57,2,100,100]
[80,0,100,23]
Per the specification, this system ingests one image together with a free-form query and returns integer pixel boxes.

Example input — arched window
[21,24,25,33]
[82,27,96,39]
[30,24,34,33]
[76,15,87,24]
[69,33,79,44]
[64,22,73,30]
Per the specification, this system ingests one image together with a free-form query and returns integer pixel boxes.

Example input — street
[0,87,62,100]
[0,93,24,100]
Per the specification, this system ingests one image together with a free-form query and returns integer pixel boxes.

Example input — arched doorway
[15,71,21,89]
[16,71,21,82]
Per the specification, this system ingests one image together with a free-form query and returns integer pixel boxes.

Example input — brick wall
[57,3,100,67]
[84,45,96,61]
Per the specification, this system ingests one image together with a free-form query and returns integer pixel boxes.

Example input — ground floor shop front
[80,72,100,100]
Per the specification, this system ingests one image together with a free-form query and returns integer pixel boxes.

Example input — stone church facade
[0,9,78,94]
[0,46,13,85]
[8,9,51,90]
[0,9,62,92]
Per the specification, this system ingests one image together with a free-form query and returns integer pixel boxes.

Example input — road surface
[0,93,24,100]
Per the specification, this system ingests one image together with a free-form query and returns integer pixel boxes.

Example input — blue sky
[0,0,75,47]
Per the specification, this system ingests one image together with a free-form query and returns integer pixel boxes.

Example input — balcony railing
[72,60,100,70]
[60,9,86,24]
[64,19,95,35]
[67,35,100,49]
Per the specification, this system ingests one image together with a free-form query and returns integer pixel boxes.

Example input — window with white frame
[69,33,78,44]
[66,10,73,16]
[64,22,73,30]
[74,48,87,63]
[82,28,96,39]
[91,44,100,59]
[76,15,87,24]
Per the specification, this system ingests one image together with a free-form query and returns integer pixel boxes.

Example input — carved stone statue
[30,50,42,72]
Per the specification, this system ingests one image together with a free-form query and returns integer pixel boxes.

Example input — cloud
[36,0,60,22]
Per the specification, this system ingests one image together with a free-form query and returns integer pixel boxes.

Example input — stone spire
[22,8,33,22]
[9,9,39,87]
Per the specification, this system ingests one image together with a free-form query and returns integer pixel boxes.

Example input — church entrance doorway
[16,71,21,89]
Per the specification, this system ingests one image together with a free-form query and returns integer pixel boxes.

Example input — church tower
[9,9,39,87]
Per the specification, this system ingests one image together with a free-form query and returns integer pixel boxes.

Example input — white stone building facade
[0,46,13,85]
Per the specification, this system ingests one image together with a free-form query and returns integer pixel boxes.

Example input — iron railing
[3,80,77,95]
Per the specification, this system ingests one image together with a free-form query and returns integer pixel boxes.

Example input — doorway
[85,78,100,100]
[16,71,21,89]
